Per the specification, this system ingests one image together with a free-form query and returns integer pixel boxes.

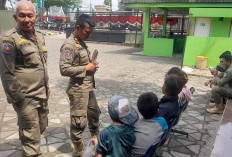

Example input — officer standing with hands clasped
[0,0,49,156]
[60,14,100,157]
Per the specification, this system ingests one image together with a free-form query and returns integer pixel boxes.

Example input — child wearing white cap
[92,96,138,157]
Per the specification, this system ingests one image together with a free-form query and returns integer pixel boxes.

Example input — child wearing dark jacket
[159,74,184,122]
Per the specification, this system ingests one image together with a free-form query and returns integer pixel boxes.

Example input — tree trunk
[0,0,7,10]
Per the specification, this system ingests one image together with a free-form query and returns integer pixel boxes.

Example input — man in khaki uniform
[0,1,49,156]
[60,14,100,157]
[207,51,232,114]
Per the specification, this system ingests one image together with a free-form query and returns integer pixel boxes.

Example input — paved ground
[0,34,221,157]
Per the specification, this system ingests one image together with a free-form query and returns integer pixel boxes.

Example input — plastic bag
[83,140,95,157]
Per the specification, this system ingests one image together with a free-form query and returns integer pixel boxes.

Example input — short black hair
[75,14,96,28]
[167,67,188,85]
[219,51,231,62]
[137,92,159,119]
[164,74,183,97]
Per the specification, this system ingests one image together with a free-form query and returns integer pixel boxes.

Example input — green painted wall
[125,3,232,59]
[143,8,174,57]
[211,18,231,37]
[190,8,232,17]
[144,8,150,42]
[183,36,232,67]
[163,10,168,36]
[126,3,232,8]
[144,38,174,57]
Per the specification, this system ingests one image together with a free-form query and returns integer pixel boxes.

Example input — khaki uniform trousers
[211,86,232,104]
[68,91,100,157]
[13,98,49,157]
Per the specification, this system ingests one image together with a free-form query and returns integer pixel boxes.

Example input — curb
[43,32,65,36]
[187,73,213,79]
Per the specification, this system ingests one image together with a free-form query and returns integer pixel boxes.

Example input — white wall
[194,17,212,37]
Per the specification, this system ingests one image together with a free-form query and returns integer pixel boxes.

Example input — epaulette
[36,29,42,34]
[36,30,44,37]
[4,28,17,37]
[35,31,45,43]
[77,47,84,51]
[65,37,75,45]
[1,29,15,45]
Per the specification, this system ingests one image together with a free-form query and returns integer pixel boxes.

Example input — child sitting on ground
[92,96,138,157]
[131,92,168,157]
[159,74,184,122]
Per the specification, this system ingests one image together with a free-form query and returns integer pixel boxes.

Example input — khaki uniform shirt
[0,27,49,103]
[215,64,232,88]
[60,34,94,93]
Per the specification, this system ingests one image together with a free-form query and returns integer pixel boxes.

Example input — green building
[124,0,232,67]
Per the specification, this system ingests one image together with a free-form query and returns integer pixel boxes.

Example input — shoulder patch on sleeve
[2,43,13,55]
[65,50,72,60]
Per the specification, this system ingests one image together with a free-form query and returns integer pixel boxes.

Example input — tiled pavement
[0,34,221,157]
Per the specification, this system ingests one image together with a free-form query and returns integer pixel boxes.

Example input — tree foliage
[104,0,111,7]
[31,0,82,10]
[0,0,7,10]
